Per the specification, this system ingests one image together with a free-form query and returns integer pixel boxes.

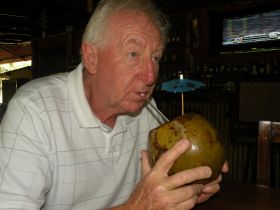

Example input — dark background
[0,0,280,188]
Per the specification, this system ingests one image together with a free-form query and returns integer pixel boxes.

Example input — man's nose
[140,59,157,86]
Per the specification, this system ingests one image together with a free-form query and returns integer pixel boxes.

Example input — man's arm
[0,95,52,210]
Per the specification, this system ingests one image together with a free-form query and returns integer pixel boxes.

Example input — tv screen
[209,5,280,54]
[222,9,280,46]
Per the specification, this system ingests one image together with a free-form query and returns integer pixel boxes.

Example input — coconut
[149,113,225,184]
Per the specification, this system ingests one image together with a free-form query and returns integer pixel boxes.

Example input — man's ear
[81,43,98,74]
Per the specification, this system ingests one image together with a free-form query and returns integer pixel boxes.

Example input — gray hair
[82,0,169,46]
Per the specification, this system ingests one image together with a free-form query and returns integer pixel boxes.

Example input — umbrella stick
[181,93,184,115]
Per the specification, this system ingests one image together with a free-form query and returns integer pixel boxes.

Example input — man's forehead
[109,9,156,32]
[107,9,162,43]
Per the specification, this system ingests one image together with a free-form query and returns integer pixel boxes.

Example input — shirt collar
[68,63,100,127]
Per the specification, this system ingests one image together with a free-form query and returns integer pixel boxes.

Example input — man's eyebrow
[124,35,146,46]
[154,48,164,54]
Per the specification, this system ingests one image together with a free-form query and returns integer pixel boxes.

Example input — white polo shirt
[0,64,161,210]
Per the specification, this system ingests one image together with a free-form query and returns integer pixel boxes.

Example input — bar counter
[194,181,280,210]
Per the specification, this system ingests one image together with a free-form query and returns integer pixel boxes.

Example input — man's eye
[128,52,138,58]
[152,56,161,63]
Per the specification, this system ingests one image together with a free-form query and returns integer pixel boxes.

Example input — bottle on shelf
[251,64,258,75]
[272,59,279,75]
[240,62,249,73]
[265,59,271,75]
[258,60,265,74]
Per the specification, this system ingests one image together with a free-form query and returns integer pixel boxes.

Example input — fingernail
[206,166,212,177]
[180,139,189,146]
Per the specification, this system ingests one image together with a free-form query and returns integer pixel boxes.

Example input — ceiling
[0,0,93,64]
[0,0,278,64]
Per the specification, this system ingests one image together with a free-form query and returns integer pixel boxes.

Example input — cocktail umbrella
[161,73,205,115]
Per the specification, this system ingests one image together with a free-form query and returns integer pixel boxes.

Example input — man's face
[93,10,164,115]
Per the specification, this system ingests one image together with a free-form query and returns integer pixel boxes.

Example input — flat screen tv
[210,5,280,54]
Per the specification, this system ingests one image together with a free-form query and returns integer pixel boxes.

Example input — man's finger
[222,161,229,173]
[164,166,212,190]
[154,139,190,174]
[141,150,152,177]
[164,183,203,205]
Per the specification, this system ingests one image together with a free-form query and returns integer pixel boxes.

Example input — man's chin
[123,101,146,115]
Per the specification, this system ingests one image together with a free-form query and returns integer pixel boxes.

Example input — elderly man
[0,0,228,209]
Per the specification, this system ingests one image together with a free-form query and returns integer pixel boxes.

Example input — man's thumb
[140,150,152,177]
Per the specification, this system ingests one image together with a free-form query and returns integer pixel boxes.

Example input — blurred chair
[257,121,280,186]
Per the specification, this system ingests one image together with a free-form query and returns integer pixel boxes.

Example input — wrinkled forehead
[105,9,163,47]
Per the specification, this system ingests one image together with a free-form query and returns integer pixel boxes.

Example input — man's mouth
[137,91,149,101]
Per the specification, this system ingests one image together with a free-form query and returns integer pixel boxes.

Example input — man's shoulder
[23,72,69,89]
[15,72,70,98]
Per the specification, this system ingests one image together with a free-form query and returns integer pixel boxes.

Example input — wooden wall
[153,90,280,188]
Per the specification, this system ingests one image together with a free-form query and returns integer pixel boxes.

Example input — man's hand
[126,139,213,210]
[196,162,229,203]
